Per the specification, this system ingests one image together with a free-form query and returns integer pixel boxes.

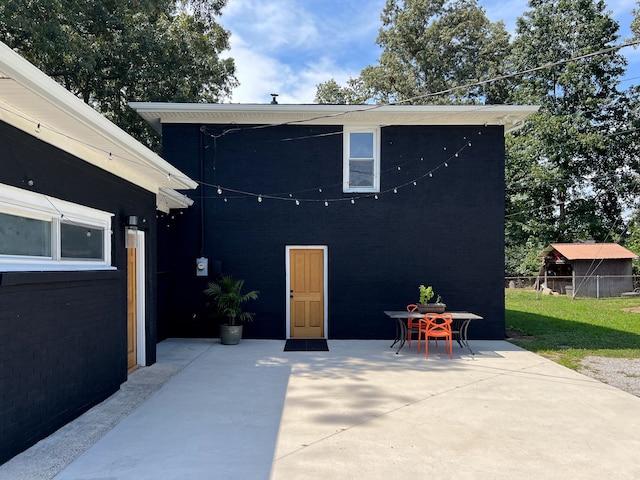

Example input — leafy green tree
[0,0,237,149]
[505,0,638,274]
[314,78,372,105]
[315,0,511,105]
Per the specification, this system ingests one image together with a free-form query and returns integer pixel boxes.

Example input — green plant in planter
[204,275,259,345]
[418,284,435,304]
[418,284,445,313]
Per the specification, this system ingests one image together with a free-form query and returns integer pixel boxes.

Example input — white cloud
[221,0,382,103]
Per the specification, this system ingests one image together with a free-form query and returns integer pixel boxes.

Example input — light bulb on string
[393,188,398,194]
[397,166,401,171]
[351,198,355,204]
[295,199,300,206]
[454,153,458,157]
[258,195,263,203]
[374,194,379,200]
[319,188,322,193]
[445,162,449,167]
[217,186,222,195]
[35,123,41,133]
[429,172,433,177]
[166,173,171,181]
[224,198,228,203]
[468,142,472,147]
[108,152,113,161]
[413,181,417,186]
[324,201,329,207]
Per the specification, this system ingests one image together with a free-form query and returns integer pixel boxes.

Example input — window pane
[350,132,373,158]
[349,159,374,187]
[0,212,51,256]
[61,223,104,260]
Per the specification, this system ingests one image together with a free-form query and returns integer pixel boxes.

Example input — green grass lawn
[505,289,640,370]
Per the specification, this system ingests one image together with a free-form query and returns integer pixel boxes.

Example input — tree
[504,0,638,274]
[315,0,511,105]
[0,0,237,150]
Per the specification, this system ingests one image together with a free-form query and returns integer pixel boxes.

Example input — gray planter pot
[417,303,446,314]
[220,324,243,345]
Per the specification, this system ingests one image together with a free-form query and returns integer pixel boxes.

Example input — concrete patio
[2,338,640,479]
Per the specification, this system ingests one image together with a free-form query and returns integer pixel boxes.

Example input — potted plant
[417,284,446,313]
[204,275,259,345]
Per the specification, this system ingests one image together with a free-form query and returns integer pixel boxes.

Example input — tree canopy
[504,0,640,274]
[0,0,237,149]
[316,0,511,105]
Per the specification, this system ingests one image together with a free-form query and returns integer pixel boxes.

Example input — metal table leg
[390,318,407,354]
[458,319,474,354]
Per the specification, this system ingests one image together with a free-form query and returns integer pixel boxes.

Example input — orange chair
[417,313,453,359]
[406,304,419,347]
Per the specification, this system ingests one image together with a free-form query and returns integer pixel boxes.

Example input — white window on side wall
[343,126,380,193]
[0,183,114,271]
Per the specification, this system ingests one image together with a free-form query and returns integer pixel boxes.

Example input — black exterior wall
[0,121,158,463]
[160,122,506,341]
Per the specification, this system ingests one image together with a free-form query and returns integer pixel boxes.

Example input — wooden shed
[539,243,638,298]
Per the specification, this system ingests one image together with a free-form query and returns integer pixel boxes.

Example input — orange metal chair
[406,304,419,347]
[417,313,453,359]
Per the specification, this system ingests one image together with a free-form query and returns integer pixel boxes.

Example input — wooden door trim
[127,228,146,367]
[285,246,328,339]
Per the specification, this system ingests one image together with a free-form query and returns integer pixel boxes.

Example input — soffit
[130,102,539,134]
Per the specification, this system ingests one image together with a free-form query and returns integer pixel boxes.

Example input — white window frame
[0,183,114,271]
[343,126,380,193]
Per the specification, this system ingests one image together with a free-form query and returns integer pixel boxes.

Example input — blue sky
[220,0,640,103]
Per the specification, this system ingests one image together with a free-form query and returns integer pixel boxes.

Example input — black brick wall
[0,121,158,463]
[160,122,506,341]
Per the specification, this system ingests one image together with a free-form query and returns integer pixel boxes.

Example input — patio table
[384,310,483,355]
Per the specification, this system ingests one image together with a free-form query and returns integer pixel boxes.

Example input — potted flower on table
[417,284,446,313]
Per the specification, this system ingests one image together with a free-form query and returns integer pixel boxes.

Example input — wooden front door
[127,246,137,369]
[289,248,325,338]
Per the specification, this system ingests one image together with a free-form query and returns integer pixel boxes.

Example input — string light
[108,152,113,160]
[324,201,329,207]
[258,195,263,203]
[351,198,355,204]
[217,186,222,195]
[35,123,40,133]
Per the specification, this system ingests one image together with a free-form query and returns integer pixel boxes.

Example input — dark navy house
[132,103,536,342]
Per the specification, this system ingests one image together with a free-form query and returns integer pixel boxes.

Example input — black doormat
[284,339,329,352]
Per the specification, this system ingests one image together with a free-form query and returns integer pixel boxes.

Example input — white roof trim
[130,102,539,135]
[157,188,195,213]
[0,42,197,208]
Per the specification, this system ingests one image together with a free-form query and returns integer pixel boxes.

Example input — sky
[220,0,640,104]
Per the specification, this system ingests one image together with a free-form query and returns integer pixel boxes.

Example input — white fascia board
[0,42,197,193]
[130,102,539,135]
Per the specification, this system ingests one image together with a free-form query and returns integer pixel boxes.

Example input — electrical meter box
[196,257,208,277]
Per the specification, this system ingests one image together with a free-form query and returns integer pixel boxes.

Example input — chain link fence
[505,275,640,298]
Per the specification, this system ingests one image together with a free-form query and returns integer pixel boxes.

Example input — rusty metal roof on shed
[540,243,638,260]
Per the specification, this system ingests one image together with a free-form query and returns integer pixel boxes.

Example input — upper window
[343,127,380,193]
[0,183,114,271]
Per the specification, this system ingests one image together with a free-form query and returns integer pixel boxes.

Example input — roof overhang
[129,102,539,135]
[540,243,638,260]
[0,42,197,213]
